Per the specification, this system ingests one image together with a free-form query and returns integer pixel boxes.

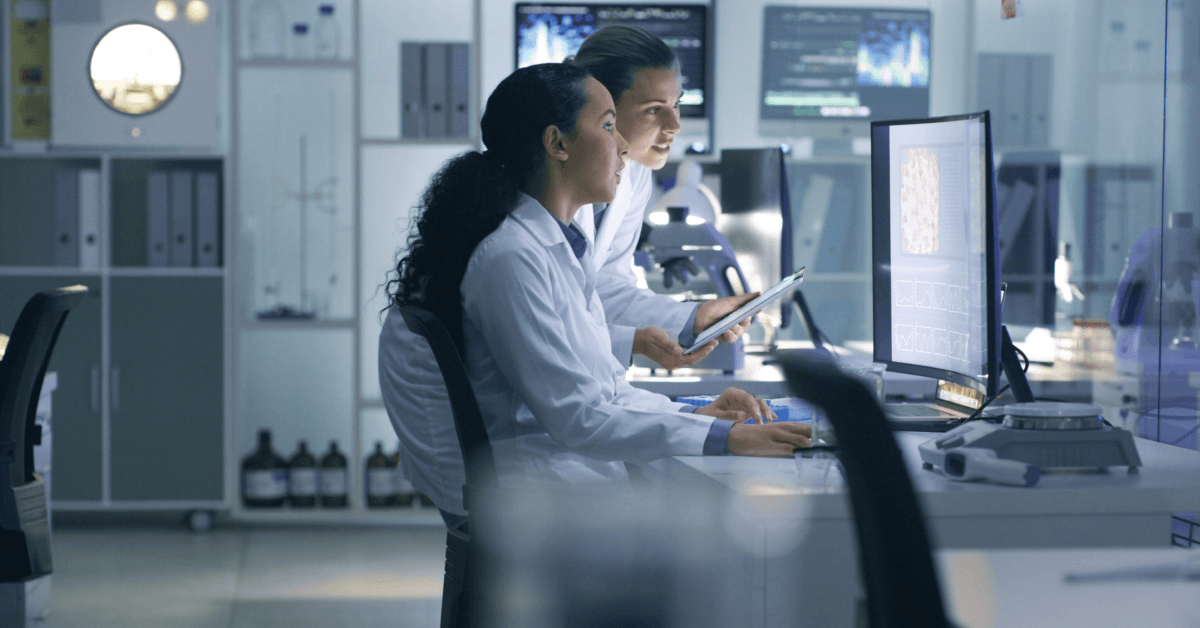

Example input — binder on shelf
[146,171,171,267]
[194,172,221,267]
[53,170,79,267]
[169,170,195,267]
[422,43,449,138]
[448,43,470,139]
[78,169,101,269]
[400,42,423,138]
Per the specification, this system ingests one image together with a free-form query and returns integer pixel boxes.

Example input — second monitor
[871,111,1001,399]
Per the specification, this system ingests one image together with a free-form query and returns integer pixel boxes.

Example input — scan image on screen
[882,117,988,385]
[761,6,930,121]
[515,4,708,118]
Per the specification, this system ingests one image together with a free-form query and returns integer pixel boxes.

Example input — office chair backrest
[0,285,87,582]
[398,305,497,503]
[0,286,87,488]
[780,353,950,628]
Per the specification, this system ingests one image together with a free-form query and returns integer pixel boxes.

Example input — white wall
[358,0,475,401]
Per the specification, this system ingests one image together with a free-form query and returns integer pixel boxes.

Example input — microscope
[1109,212,1200,425]
[637,205,749,373]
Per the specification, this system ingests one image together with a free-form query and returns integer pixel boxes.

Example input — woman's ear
[543,125,570,163]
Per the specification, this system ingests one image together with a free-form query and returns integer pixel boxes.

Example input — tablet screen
[682,267,806,354]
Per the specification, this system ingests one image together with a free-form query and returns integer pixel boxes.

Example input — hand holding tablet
[682,268,806,354]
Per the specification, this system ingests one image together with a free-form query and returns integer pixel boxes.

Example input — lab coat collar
[510,193,598,292]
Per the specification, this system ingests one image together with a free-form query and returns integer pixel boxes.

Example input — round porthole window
[90,23,182,115]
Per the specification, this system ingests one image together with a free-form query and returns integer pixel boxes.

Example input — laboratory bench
[661,433,1200,627]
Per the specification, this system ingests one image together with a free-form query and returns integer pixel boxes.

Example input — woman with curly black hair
[380,64,811,528]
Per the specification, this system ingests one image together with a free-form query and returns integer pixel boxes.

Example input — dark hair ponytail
[386,63,592,351]
[569,25,679,105]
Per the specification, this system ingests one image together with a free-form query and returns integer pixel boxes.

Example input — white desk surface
[626,351,936,399]
[937,547,1200,628]
[667,433,1200,522]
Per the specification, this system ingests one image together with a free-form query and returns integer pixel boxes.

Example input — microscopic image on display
[857,19,930,88]
[900,147,939,254]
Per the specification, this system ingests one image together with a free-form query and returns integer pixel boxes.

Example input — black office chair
[780,352,952,628]
[0,285,88,583]
[397,305,497,628]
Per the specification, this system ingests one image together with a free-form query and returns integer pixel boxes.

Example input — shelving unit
[0,150,230,515]
[229,0,470,524]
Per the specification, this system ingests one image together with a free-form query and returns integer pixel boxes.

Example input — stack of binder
[52,169,100,268]
[400,42,471,139]
[146,170,221,268]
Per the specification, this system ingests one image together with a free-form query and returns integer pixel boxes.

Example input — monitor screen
[871,112,1000,396]
[515,4,708,118]
[761,5,931,122]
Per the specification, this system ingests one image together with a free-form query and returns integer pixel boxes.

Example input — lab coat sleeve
[462,239,712,462]
[608,323,636,365]
[596,167,695,336]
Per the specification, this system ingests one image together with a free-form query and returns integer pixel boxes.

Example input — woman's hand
[633,326,717,371]
[693,388,776,424]
[727,422,812,456]
[694,292,760,343]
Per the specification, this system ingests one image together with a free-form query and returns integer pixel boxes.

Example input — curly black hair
[385,63,592,352]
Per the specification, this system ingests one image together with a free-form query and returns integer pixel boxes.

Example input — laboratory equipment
[759,5,931,144]
[871,111,1002,398]
[287,441,317,508]
[319,441,348,508]
[934,447,1039,487]
[639,206,748,372]
[366,441,394,508]
[241,429,287,508]
[918,402,1142,484]
[514,3,709,118]
[291,23,311,59]
[314,5,340,59]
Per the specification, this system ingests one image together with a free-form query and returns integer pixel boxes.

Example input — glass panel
[359,144,470,401]
[1158,2,1199,453]
[238,328,354,465]
[965,2,1167,438]
[237,68,354,321]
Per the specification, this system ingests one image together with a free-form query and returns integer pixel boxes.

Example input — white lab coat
[379,164,696,514]
[460,194,713,484]
[579,162,697,362]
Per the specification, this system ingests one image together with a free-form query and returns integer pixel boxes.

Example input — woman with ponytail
[380,65,811,528]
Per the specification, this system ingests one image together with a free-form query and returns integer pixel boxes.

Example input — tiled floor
[37,515,446,628]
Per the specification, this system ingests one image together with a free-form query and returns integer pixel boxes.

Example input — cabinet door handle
[111,365,120,414]
[91,365,100,413]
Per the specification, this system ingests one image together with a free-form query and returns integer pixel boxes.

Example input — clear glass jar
[314,4,340,59]
[247,1,286,59]
[291,23,311,60]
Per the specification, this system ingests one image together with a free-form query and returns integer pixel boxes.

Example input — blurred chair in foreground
[0,285,87,621]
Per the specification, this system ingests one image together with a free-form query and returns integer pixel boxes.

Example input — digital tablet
[682,267,806,354]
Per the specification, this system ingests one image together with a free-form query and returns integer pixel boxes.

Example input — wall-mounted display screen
[515,3,708,118]
[761,6,930,122]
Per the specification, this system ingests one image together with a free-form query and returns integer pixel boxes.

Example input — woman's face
[614,67,682,170]
[562,77,630,205]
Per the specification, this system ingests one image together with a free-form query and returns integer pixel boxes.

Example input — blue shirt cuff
[703,419,735,456]
[677,304,702,348]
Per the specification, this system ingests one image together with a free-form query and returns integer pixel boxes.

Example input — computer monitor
[514,4,709,118]
[760,5,931,141]
[719,147,794,327]
[871,111,1000,397]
